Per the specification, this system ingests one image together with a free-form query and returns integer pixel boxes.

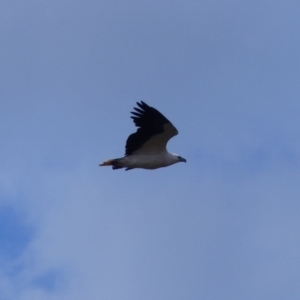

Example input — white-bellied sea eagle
[100,101,186,171]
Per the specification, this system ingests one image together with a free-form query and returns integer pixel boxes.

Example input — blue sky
[1,0,300,299]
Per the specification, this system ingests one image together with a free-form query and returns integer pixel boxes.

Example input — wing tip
[137,101,149,109]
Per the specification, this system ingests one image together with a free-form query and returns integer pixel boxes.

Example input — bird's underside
[100,152,181,171]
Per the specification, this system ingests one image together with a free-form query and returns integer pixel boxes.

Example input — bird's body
[100,101,186,171]
[103,152,181,170]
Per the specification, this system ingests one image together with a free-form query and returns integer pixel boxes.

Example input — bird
[100,101,186,171]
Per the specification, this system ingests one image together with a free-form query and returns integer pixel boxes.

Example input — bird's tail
[99,158,124,170]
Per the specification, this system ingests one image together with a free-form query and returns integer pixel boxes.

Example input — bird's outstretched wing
[125,101,178,155]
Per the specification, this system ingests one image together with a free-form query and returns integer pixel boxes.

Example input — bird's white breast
[123,152,178,169]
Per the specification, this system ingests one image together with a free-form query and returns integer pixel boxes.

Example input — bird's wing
[125,101,178,155]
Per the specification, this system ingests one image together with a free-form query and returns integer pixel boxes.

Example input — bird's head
[176,155,187,163]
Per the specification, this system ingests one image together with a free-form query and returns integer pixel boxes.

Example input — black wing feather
[125,101,173,156]
[133,107,144,114]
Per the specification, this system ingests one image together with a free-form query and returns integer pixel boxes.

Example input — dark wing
[125,101,178,156]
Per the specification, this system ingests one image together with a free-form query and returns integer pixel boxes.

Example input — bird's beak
[180,157,187,163]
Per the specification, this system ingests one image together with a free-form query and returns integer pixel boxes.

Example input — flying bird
[100,101,186,171]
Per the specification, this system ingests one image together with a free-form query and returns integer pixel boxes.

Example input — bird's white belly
[123,153,174,169]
